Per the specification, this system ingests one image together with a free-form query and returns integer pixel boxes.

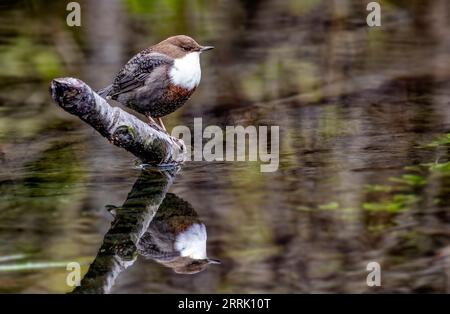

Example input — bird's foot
[146,116,168,133]
[148,122,167,133]
[169,136,186,153]
[146,116,165,132]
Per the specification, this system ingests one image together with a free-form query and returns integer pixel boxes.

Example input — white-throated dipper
[98,35,213,131]
[137,193,220,274]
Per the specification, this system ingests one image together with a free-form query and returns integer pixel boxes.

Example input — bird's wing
[108,51,173,97]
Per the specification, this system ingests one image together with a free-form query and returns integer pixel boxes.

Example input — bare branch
[50,77,186,165]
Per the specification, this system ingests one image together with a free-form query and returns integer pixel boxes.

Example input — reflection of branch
[50,78,186,166]
[72,168,176,294]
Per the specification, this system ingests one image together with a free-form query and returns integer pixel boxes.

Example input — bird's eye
[181,46,189,51]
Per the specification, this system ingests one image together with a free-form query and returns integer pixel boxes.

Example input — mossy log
[50,77,186,165]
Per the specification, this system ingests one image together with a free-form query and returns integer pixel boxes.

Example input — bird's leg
[157,118,166,132]
[146,114,166,133]
[146,115,157,126]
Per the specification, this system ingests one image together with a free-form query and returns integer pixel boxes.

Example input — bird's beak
[200,46,214,53]
[207,258,221,264]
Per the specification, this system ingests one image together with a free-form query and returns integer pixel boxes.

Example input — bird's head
[170,257,221,275]
[155,35,214,58]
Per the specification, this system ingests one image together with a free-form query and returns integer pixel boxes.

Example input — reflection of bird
[98,35,213,131]
[137,193,220,274]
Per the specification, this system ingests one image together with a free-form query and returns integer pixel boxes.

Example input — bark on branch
[50,77,186,165]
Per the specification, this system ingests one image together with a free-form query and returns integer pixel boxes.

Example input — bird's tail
[97,84,113,99]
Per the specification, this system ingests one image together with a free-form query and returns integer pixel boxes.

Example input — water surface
[0,0,450,293]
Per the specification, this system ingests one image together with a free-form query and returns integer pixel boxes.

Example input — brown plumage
[98,35,213,131]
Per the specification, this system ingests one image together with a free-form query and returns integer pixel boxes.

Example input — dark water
[0,0,450,293]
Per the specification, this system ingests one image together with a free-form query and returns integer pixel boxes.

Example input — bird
[98,35,214,132]
[137,193,220,274]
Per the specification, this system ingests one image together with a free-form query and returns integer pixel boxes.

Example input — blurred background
[0,0,450,293]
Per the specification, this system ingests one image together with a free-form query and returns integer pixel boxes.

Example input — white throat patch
[169,52,201,90]
[174,223,207,260]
